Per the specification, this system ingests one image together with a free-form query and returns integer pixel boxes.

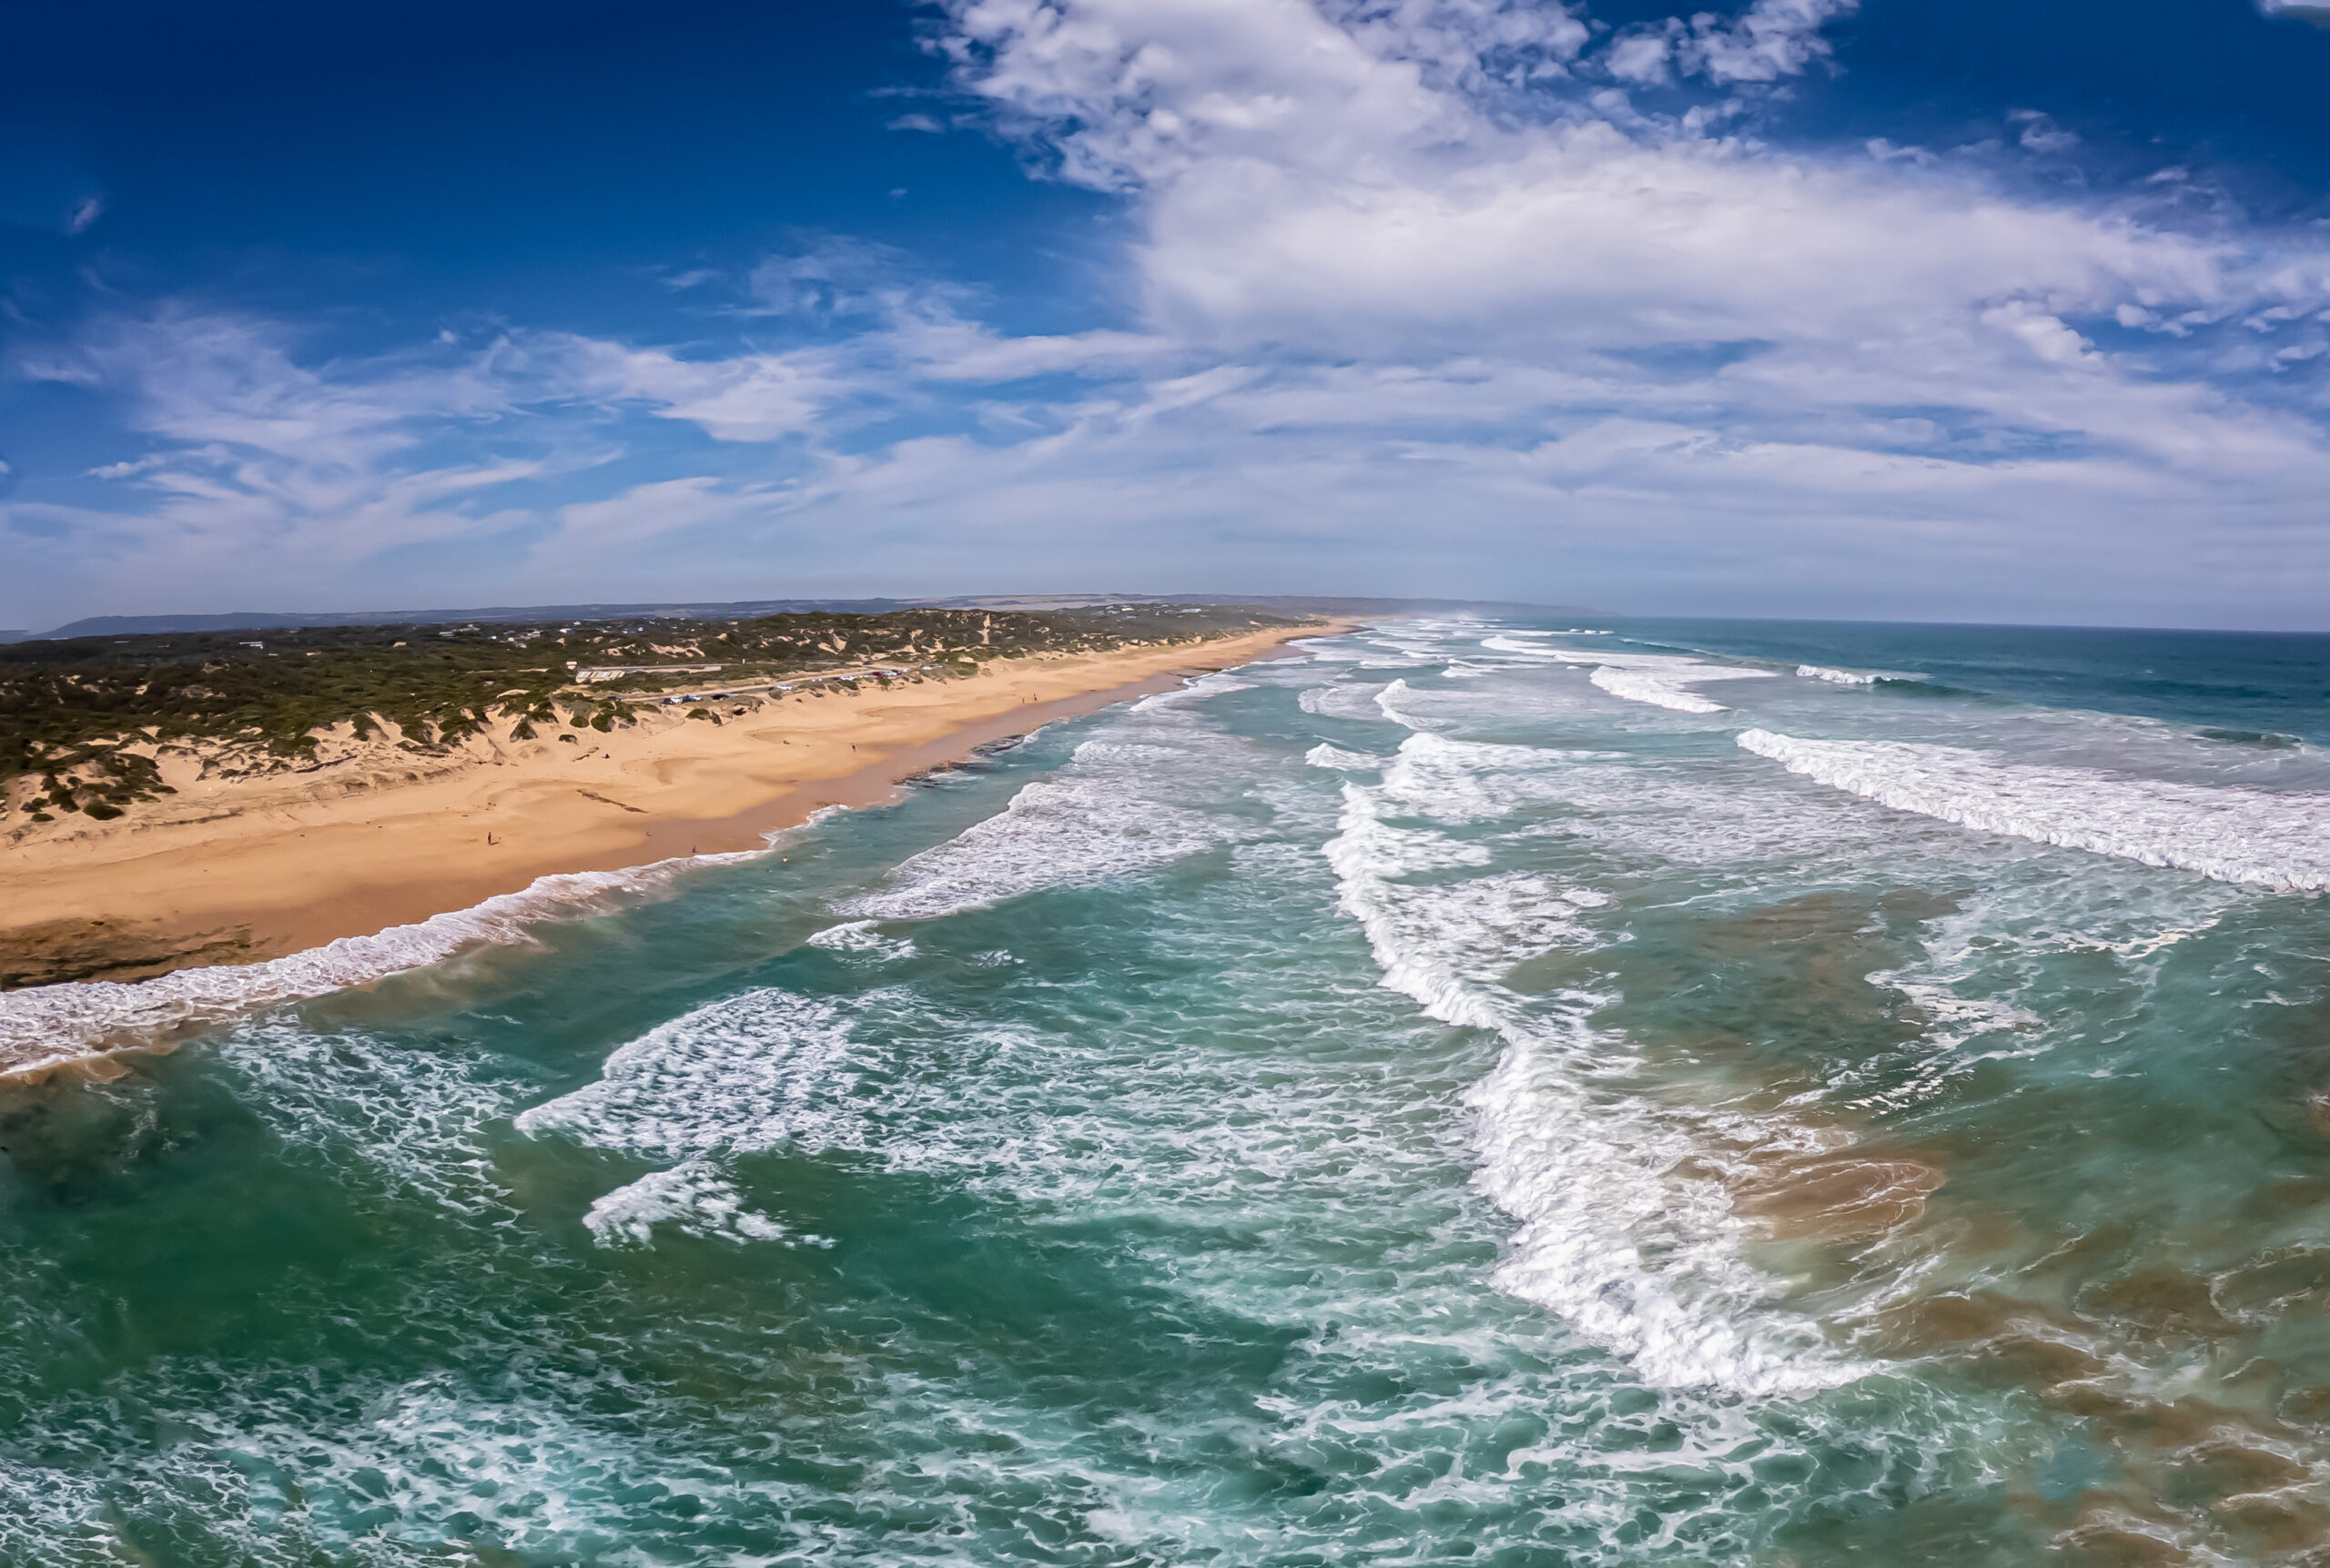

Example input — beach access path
[0,623,1349,989]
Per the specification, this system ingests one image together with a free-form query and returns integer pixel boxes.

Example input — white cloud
[13,0,2330,628]
[1604,31,1675,86]
[2008,108,2080,156]
[553,476,785,546]
[551,337,842,442]
[1673,0,1856,85]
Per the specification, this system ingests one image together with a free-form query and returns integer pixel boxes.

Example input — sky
[5,0,2330,632]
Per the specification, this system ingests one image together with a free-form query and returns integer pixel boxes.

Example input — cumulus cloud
[11,0,2330,627]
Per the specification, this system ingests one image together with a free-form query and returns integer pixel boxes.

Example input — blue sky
[5,0,2330,630]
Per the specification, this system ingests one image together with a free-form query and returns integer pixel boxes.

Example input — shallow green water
[7,618,2330,1564]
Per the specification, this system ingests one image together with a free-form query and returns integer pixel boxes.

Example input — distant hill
[33,593,1596,642]
[33,600,915,641]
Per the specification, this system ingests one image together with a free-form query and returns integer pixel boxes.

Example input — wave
[0,845,775,1080]
[1304,743,1384,771]
[514,983,862,1155]
[1296,682,1389,720]
[1373,677,1432,729]
[801,919,915,958]
[580,1157,819,1249]
[1324,733,1872,1395]
[1587,667,1728,714]
[2196,727,2301,751]
[1796,664,1937,692]
[1545,651,1777,715]
[1737,729,2330,890]
[840,765,1222,921]
[1129,673,1255,713]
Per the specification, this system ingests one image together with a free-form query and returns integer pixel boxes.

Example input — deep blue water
[1617,615,2330,745]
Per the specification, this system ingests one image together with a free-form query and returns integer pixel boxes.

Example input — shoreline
[1,623,1352,997]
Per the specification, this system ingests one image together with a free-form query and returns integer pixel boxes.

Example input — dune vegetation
[1,603,1304,824]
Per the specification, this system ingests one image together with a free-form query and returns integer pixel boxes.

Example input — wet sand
[1,626,1344,988]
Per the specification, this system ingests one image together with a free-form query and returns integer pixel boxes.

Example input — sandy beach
[0,624,1343,990]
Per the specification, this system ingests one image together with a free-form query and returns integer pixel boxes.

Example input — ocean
[6,613,2330,1565]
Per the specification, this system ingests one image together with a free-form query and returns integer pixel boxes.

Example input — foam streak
[1738,728,2330,890]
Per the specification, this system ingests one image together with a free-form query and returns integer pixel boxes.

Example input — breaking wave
[1324,732,1873,1395]
[840,765,1222,921]
[1738,728,2330,890]
[843,677,1254,921]
[1551,651,1778,715]
[0,847,770,1079]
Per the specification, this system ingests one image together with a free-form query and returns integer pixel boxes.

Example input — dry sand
[1,625,1343,989]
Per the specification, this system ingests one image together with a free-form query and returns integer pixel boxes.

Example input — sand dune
[1,626,1340,988]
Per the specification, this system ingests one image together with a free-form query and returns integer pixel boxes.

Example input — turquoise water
[7,616,2330,1565]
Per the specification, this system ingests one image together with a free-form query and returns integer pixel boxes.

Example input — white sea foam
[803,919,915,959]
[1372,731,1588,823]
[1374,677,1433,729]
[518,986,905,1250]
[218,1020,525,1218]
[1130,673,1255,712]
[0,847,769,1078]
[582,1157,816,1248]
[1297,682,1389,720]
[1587,667,1731,713]
[842,771,1221,920]
[844,682,1261,923]
[1738,728,2330,890]
[1547,650,1778,715]
[1869,976,2039,1053]
[516,988,860,1163]
[1304,743,1385,771]
[1798,664,1875,685]
[1323,739,1871,1396]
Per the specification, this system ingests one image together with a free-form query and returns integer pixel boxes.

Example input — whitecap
[1323,754,1875,1396]
[1297,682,1390,720]
[0,845,773,1079]
[803,919,915,958]
[1738,728,2330,890]
[1304,743,1385,771]
[1130,673,1255,713]
[1546,650,1778,715]
[515,988,860,1163]
[840,774,1221,921]
[582,1157,813,1249]
[1375,677,1434,729]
